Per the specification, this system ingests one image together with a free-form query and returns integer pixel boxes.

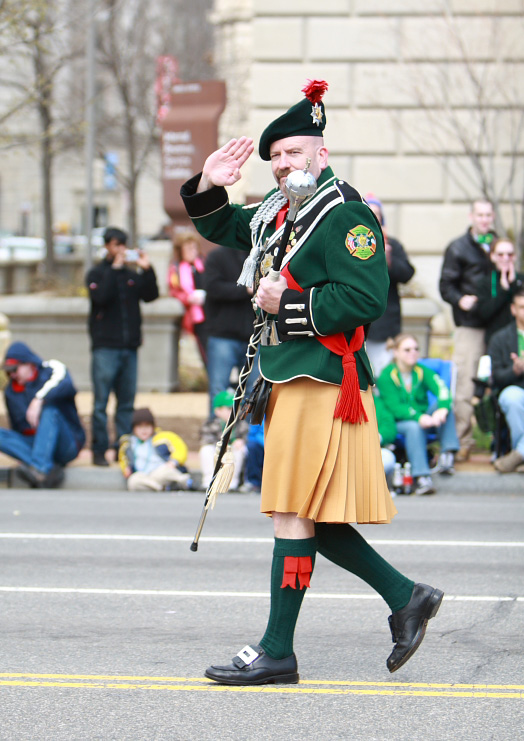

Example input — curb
[2,465,521,494]
[4,465,204,492]
[429,471,523,494]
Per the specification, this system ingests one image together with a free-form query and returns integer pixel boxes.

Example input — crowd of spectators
[1,205,522,490]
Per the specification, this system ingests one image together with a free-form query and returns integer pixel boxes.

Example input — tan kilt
[260,377,397,524]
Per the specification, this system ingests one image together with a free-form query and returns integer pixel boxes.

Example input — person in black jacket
[475,238,524,346]
[86,227,159,466]
[365,194,415,377]
[203,245,258,418]
[0,341,86,487]
[439,199,495,460]
[488,288,524,474]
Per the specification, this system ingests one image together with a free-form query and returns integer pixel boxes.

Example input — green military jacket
[181,167,389,390]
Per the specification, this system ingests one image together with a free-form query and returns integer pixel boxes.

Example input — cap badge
[310,103,323,127]
[346,226,377,260]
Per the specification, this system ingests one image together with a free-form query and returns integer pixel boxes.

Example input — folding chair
[419,357,457,405]
[472,356,509,459]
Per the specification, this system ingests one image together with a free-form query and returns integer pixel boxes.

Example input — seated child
[119,408,191,492]
[199,390,247,491]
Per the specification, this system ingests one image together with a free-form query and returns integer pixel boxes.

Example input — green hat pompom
[258,79,329,161]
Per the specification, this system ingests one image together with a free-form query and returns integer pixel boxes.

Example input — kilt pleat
[260,377,397,524]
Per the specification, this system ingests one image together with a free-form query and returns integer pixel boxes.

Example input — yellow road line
[1,674,524,690]
[0,681,521,698]
[0,675,521,699]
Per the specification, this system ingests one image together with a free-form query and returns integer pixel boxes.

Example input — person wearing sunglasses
[476,238,524,346]
[377,334,459,495]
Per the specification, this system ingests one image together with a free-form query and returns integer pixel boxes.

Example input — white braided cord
[249,190,287,235]
[237,191,287,288]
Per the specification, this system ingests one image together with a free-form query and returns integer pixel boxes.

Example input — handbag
[241,375,272,425]
[473,394,497,434]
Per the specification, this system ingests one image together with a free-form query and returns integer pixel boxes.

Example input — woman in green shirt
[377,333,460,495]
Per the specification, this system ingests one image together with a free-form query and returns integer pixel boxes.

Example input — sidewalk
[0,391,208,490]
[0,392,522,493]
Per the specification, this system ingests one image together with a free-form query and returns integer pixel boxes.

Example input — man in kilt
[180,80,443,685]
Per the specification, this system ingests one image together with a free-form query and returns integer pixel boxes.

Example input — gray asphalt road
[0,487,523,741]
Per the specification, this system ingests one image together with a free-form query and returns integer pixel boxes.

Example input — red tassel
[302,79,329,105]
[334,353,368,424]
[281,556,298,589]
[297,556,313,589]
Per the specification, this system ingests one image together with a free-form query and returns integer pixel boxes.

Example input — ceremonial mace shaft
[268,160,317,279]
[190,163,317,552]
[189,314,263,551]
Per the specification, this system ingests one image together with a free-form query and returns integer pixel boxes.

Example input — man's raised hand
[198,137,254,192]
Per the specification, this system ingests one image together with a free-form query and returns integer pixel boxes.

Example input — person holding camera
[86,226,159,466]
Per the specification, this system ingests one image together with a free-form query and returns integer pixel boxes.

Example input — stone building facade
[0,0,522,343]
[210,0,524,336]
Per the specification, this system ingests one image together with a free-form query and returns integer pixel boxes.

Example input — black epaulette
[333,179,363,203]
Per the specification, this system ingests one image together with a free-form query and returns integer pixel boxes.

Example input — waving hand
[198,137,254,192]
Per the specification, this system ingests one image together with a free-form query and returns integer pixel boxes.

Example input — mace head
[285,160,318,217]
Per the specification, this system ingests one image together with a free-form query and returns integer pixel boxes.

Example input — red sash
[281,264,368,424]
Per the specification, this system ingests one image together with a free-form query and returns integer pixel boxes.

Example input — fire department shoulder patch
[346,226,377,260]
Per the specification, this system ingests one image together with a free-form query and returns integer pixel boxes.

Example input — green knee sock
[316,523,414,612]
[259,537,317,660]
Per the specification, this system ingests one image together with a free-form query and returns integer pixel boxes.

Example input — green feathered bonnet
[258,79,329,161]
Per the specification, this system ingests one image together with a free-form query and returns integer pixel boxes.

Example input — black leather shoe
[205,645,299,685]
[387,583,444,673]
[42,465,65,488]
[93,452,109,467]
[15,463,64,489]
[15,463,42,488]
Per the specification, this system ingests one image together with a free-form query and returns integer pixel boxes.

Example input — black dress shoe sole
[204,669,299,686]
[388,588,444,673]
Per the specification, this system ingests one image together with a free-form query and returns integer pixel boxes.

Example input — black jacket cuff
[180,174,229,218]
[278,288,316,341]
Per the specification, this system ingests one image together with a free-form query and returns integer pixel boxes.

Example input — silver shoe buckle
[236,645,259,666]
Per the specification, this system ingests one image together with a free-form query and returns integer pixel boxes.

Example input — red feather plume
[302,79,329,104]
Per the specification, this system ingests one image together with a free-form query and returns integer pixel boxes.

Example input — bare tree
[394,1,524,260]
[0,0,215,255]
[95,0,215,246]
[0,0,85,272]
[164,0,214,82]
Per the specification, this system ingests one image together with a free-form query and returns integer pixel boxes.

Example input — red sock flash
[281,556,313,590]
